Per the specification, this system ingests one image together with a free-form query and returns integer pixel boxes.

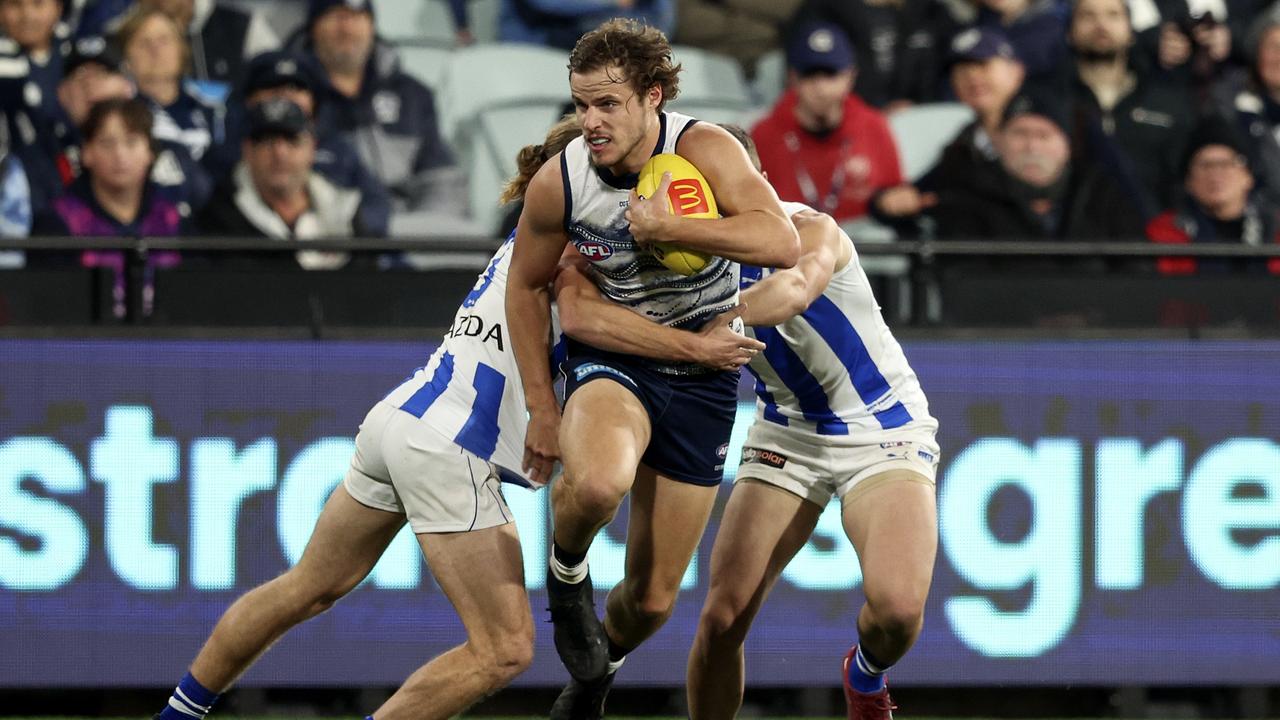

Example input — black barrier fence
[2,237,1279,331]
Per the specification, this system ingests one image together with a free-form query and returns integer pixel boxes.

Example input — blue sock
[848,643,889,694]
[157,672,220,719]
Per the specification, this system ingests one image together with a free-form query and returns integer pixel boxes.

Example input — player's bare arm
[506,157,570,485]
[741,209,849,326]
[554,252,764,371]
[627,123,799,267]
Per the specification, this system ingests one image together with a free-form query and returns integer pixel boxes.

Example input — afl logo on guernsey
[578,240,613,260]
[668,179,710,215]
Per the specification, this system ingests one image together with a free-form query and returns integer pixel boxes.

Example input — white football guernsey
[382,235,561,488]
[741,201,935,440]
[560,110,739,373]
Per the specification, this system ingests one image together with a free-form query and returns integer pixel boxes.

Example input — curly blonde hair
[568,18,681,110]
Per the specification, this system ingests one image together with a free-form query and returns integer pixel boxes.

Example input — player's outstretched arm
[629,123,799,267]
[554,252,764,371]
[506,158,570,485]
[740,209,847,326]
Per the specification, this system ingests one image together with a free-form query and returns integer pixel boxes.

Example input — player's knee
[868,592,926,640]
[563,472,628,522]
[629,584,680,626]
[473,634,534,688]
[282,567,359,618]
[697,592,754,646]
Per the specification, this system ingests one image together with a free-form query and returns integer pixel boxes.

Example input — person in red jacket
[749,22,903,222]
[1145,114,1280,275]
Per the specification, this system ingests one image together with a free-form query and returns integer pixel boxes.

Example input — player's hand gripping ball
[636,153,718,276]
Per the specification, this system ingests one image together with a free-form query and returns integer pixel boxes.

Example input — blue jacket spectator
[0,149,32,267]
[115,8,223,212]
[0,0,72,126]
[210,50,391,235]
[73,0,279,102]
[498,0,675,50]
[290,0,457,213]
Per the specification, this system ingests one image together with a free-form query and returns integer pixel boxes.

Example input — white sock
[549,554,588,584]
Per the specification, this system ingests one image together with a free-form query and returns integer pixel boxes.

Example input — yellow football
[636,153,717,276]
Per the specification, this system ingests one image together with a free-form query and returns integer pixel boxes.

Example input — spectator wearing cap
[195,98,374,269]
[750,23,903,223]
[497,0,673,50]
[972,0,1067,86]
[872,27,1026,229]
[0,0,71,123]
[928,88,1144,240]
[1146,114,1280,274]
[209,49,390,235]
[74,0,279,101]
[789,0,966,108]
[32,97,183,317]
[1068,0,1194,217]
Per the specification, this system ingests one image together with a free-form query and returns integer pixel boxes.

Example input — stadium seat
[751,48,786,107]
[396,45,453,91]
[466,105,567,234]
[666,46,754,120]
[375,0,454,43]
[436,43,570,148]
[468,0,501,42]
[888,102,975,181]
[841,217,912,322]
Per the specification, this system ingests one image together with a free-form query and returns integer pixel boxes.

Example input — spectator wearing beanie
[1146,113,1280,274]
[750,23,903,223]
[289,0,457,215]
[928,88,1144,240]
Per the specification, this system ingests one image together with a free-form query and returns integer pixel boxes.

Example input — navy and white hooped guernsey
[741,201,936,439]
[560,111,740,374]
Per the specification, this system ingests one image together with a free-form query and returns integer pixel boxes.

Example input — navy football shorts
[561,343,739,486]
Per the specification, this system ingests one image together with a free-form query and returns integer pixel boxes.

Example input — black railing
[2,237,1278,332]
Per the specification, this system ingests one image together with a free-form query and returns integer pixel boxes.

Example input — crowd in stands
[1,0,1277,276]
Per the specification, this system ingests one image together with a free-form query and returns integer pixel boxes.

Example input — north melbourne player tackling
[554,125,940,720]
[505,18,798,719]
[152,119,589,720]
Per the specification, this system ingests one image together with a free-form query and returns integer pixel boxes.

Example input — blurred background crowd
[2,0,1279,277]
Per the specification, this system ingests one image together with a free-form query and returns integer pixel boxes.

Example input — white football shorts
[734,417,940,507]
[343,401,513,533]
